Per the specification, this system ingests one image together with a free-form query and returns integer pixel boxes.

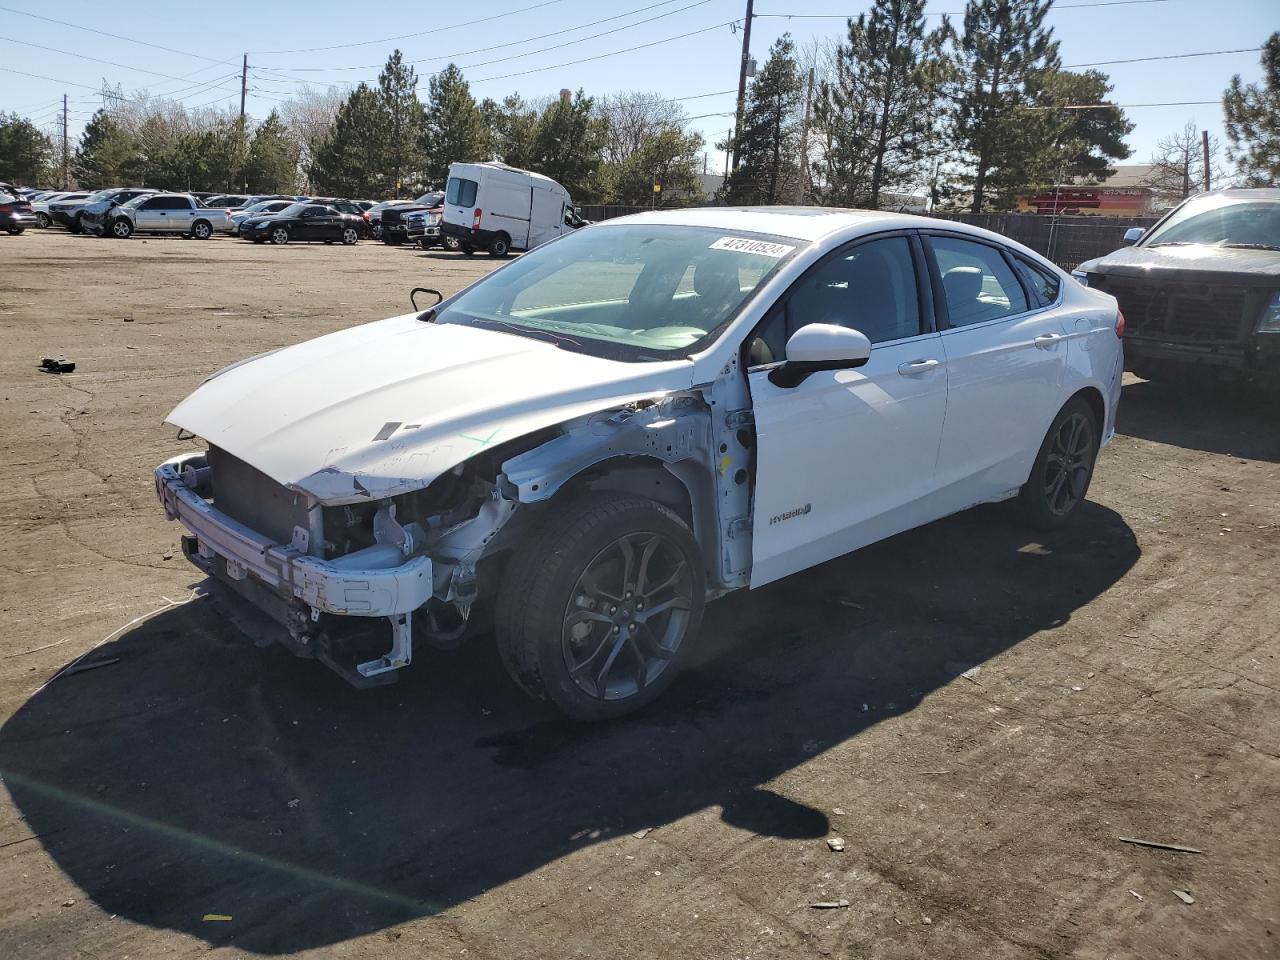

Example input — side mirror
[1121,227,1144,246]
[768,323,872,388]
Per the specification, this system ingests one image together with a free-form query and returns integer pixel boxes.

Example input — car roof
[1212,187,1280,201]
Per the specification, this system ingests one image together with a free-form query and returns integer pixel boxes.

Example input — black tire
[444,234,461,252]
[461,243,475,255]
[341,227,358,245]
[35,212,51,229]
[7,226,24,235]
[1017,396,1100,530]
[496,492,705,721]
[191,219,212,240]
[68,213,84,234]
[110,218,133,239]
[270,226,290,245]
[488,233,511,257]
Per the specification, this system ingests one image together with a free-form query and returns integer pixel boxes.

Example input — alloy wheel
[1044,412,1095,516]
[561,531,694,701]
[271,228,289,245]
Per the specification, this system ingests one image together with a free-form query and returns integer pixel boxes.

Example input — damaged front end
[154,383,752,688]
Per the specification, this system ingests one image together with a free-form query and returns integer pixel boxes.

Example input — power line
[262,0,701,73]
[756,0,1171,16]
[1063,47,1260,68]
[0,35,243,90]
[471,18,742,83]
[0,4,230,63]
[249,0,571,56]
[1031,99,1221,110]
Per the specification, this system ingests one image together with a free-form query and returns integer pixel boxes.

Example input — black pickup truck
[1074,188,1280,385]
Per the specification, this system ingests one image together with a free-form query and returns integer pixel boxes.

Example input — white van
[441,162,586,257]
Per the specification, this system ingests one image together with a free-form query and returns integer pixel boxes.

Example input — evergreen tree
[73,110,137,186]
[489,94,540,169]
[309,85,394,197]
[420,64,489,185]
[0,112,55,185]
[605,125,703,205]
[378,50,425,193]
[1223,32,1280,186]
[244,111,300,193]
[532,90,607,200]
[1037,69,1132,184]
[949,0,1060,211]
[724,35,804,204]
[814,0,948,208]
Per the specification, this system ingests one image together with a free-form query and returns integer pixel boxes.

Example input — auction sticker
[709,237,795,258]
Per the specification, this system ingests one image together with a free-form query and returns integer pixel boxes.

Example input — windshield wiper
[1219,242,1280,251]
[470,316,582,348]
[1147,241,1192,247]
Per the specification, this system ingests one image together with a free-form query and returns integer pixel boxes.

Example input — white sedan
[155,208,1124,718]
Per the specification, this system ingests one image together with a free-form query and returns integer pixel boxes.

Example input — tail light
[472,209,482,231]
[362,211,371,221]
[1115,310,1125,338]
[0,203,12,213]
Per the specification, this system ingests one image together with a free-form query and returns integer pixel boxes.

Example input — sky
[0,0,1272,179]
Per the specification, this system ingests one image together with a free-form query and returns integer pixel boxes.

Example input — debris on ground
[961,665,982,683]
[40,358,75,374]
[203,914,233,921]
[287,798,300,809]
[632,827,651,839]
[1128,890,1145,902]
[1118,837,1204,855]
[1172,890,1196,904]
[832,807,846,816]
[810,899,850,909]
[826,836,846,852]
[62,898,75,907]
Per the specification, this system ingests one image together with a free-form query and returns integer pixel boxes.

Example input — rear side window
[446,177,478,207]
[1013,257,1061,306]
[930,236,1029,327]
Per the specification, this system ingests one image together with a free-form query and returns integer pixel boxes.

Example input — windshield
[1144,195,1280,250]
[416,190,444,207]
[274,202,308,217]
[121,194,151,208]
[434,224,798,361]
[87,189,115,200]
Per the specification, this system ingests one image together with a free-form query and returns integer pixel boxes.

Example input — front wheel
[270,227,289,245]
[7,226,24,235]
[443,234,461,251]
[341,227,358,245]
[496,493,705,721]
[191,220,212,240]
[110,218,133,239]
[1018,396,1099,530]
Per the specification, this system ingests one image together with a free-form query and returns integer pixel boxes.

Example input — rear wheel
[110,218,133,239]
[191,220,212,240]
[270,227,289,245]
[341,227,359,245]
[1018,396,1099,529]
[444,234,461,251]
[496,493,705,721]
[488,233,511,257]
[35,212,51,229]
[68,213,84,234]
[7,226,24,235]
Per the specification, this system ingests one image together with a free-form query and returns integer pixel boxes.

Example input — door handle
[898,358,941,375]
[1034,333,1064,348]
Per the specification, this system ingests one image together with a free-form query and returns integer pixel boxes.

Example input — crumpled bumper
[154,453,433,618]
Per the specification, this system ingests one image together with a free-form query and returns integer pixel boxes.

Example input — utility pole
[61,94,69,189]
[798,66,814,204]
[1201,129,1211,192]
[240,54,248,121]
[731,0,754,172]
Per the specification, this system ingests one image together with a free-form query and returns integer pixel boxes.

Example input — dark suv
[1075,188,1280,385]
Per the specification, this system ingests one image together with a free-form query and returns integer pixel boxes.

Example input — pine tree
[815,0,948,208]
[73,110,137,186]
[1036,69,1132,184]
[1223,32,1280,186]
[0,112,55,185]
[309,85,394,197]
[378,50,425,193]
[724,35,804,205]
[532,90,606,200]
[489,94,540,169]
[949,0,1060,212]
[244,110,300,193]
[420,64,489,185]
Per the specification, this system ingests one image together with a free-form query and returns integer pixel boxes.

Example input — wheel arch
[1072,384,1106,437]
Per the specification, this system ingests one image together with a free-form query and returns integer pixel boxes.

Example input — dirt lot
[0,228,1277,960]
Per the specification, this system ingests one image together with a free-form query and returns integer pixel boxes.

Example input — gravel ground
[0,228,1277,960]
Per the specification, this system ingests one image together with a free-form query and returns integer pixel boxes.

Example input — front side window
[749,236,923,366]
[435,224,798,361]
[446,177,478,207]
[159,196,191,210]
[931,236,1029,327]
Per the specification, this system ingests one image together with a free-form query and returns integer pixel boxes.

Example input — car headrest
[943,266,983,305]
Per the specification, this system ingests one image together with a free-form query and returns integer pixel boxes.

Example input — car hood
[1079,244,1280,286]
[165,315,696,504]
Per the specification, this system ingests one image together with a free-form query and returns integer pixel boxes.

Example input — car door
[133,197,166,231]
[924,232,1069,505]
[747,233,948,587]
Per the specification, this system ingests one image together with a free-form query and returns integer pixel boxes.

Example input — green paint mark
[459,428,501,448]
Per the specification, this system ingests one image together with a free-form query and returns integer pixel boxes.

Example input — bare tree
[1144,121,1227,206]
[597,91,690,166]
[278,85,347,180]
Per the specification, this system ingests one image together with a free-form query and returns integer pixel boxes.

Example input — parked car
[442,162,585,257]
[308,198,374,237]
[104,193,232,239]
[202,195,251,209]
[79,188,159,235]
[405,193,450,248]
[381,191,443,246]
[237,202,363,245]
[1074,188,1280,385]
[47,190,118,231]
[30,191,88,228]
[0,188,36,234]
[228,199,297,233]
[154,207,1124,717]
[366,200,413,240]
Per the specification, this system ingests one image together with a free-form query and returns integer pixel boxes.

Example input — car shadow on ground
[0,502,1137,953]
[1117,378,1280,462]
